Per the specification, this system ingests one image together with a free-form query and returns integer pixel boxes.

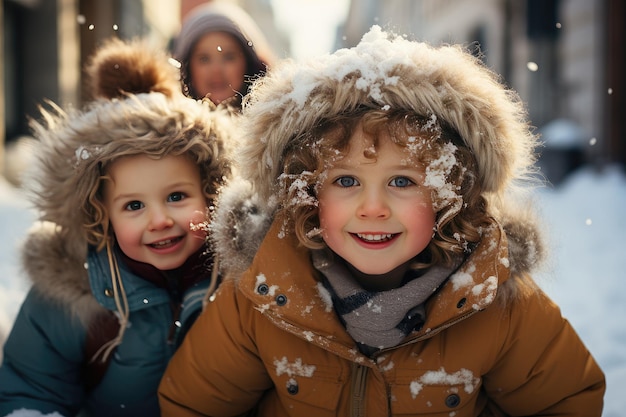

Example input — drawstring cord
[90,223,217,362]
[90,240,130,363]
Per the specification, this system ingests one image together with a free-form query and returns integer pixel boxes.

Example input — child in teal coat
[0,38,233,416]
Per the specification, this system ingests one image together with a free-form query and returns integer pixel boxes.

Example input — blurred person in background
[173,1,275,108]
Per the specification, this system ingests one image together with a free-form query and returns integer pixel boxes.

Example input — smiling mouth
[149,237,183,249]
[355,233,396,242]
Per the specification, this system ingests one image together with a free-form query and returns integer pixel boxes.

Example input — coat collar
[88,248,172,312]
[21,221,210,326]
[233,216,510,358]
[415,221,509,339]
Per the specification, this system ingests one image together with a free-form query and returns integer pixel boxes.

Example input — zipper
[350,362,368,417]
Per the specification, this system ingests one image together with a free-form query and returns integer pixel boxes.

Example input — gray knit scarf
[312,250,458,356]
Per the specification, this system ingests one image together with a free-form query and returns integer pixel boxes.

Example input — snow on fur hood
[211,26,546,294]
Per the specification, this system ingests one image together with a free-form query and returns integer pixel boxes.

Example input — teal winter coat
[0,36,232,417]
[0,224,211,417]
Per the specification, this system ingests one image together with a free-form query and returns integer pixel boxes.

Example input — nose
[209,57,228,74]
[356,188,390,219]
[148,207,174,231]
[209,60,224,74]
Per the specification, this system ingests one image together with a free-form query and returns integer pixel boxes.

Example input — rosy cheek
[188,210,210,236]
[318,212,332,235]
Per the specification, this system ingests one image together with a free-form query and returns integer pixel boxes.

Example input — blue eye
[390,177,413,187]
[168,192,185,202]
[335,176,358,187]
[126,201,144,211]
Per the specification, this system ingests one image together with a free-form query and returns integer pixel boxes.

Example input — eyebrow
[329,162,419,171]
[110,181,198,202]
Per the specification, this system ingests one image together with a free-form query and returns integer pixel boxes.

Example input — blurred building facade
[1,0,181,184]
[339,0,625,181]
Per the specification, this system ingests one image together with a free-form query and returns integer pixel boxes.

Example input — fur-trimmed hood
[20,38,235,317]
[210,26,546,296]
[237,26,538,202]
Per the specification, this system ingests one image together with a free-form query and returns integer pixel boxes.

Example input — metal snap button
[445,393,461,408]
[257,283,269,295]
[276,294,287,306]
[286,381,299,395]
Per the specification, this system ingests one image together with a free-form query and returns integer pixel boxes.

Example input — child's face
[189,31,247,103]
[103,154,208,271]
[317,129,436,278]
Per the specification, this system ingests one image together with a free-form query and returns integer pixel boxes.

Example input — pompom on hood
[86,37,181,100]
[212,26,545,284]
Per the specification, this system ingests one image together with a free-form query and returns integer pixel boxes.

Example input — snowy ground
[1,165,624,415]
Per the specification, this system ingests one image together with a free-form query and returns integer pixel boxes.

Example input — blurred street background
[1,0,624,187]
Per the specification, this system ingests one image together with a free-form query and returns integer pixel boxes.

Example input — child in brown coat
[159,26,605,416]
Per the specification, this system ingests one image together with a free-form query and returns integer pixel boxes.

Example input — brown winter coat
[159,215,604,416]
[159,26,605,416]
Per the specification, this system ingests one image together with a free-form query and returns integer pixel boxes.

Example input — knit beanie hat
[237,25,539,205]
[173,2,274,76]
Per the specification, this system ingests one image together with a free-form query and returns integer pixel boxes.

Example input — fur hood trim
[237,26,538,203]
[21,221,104,324]
[210,178,276,276]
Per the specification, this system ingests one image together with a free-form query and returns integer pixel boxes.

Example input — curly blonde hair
[276,107,493,269]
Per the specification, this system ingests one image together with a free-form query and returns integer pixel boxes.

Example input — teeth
[357,233,393,242]
[152,239,173,247]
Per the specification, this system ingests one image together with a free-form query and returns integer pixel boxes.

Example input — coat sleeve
[482,285,605,416]
[0,289,87,417]
[158,278,273,416]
